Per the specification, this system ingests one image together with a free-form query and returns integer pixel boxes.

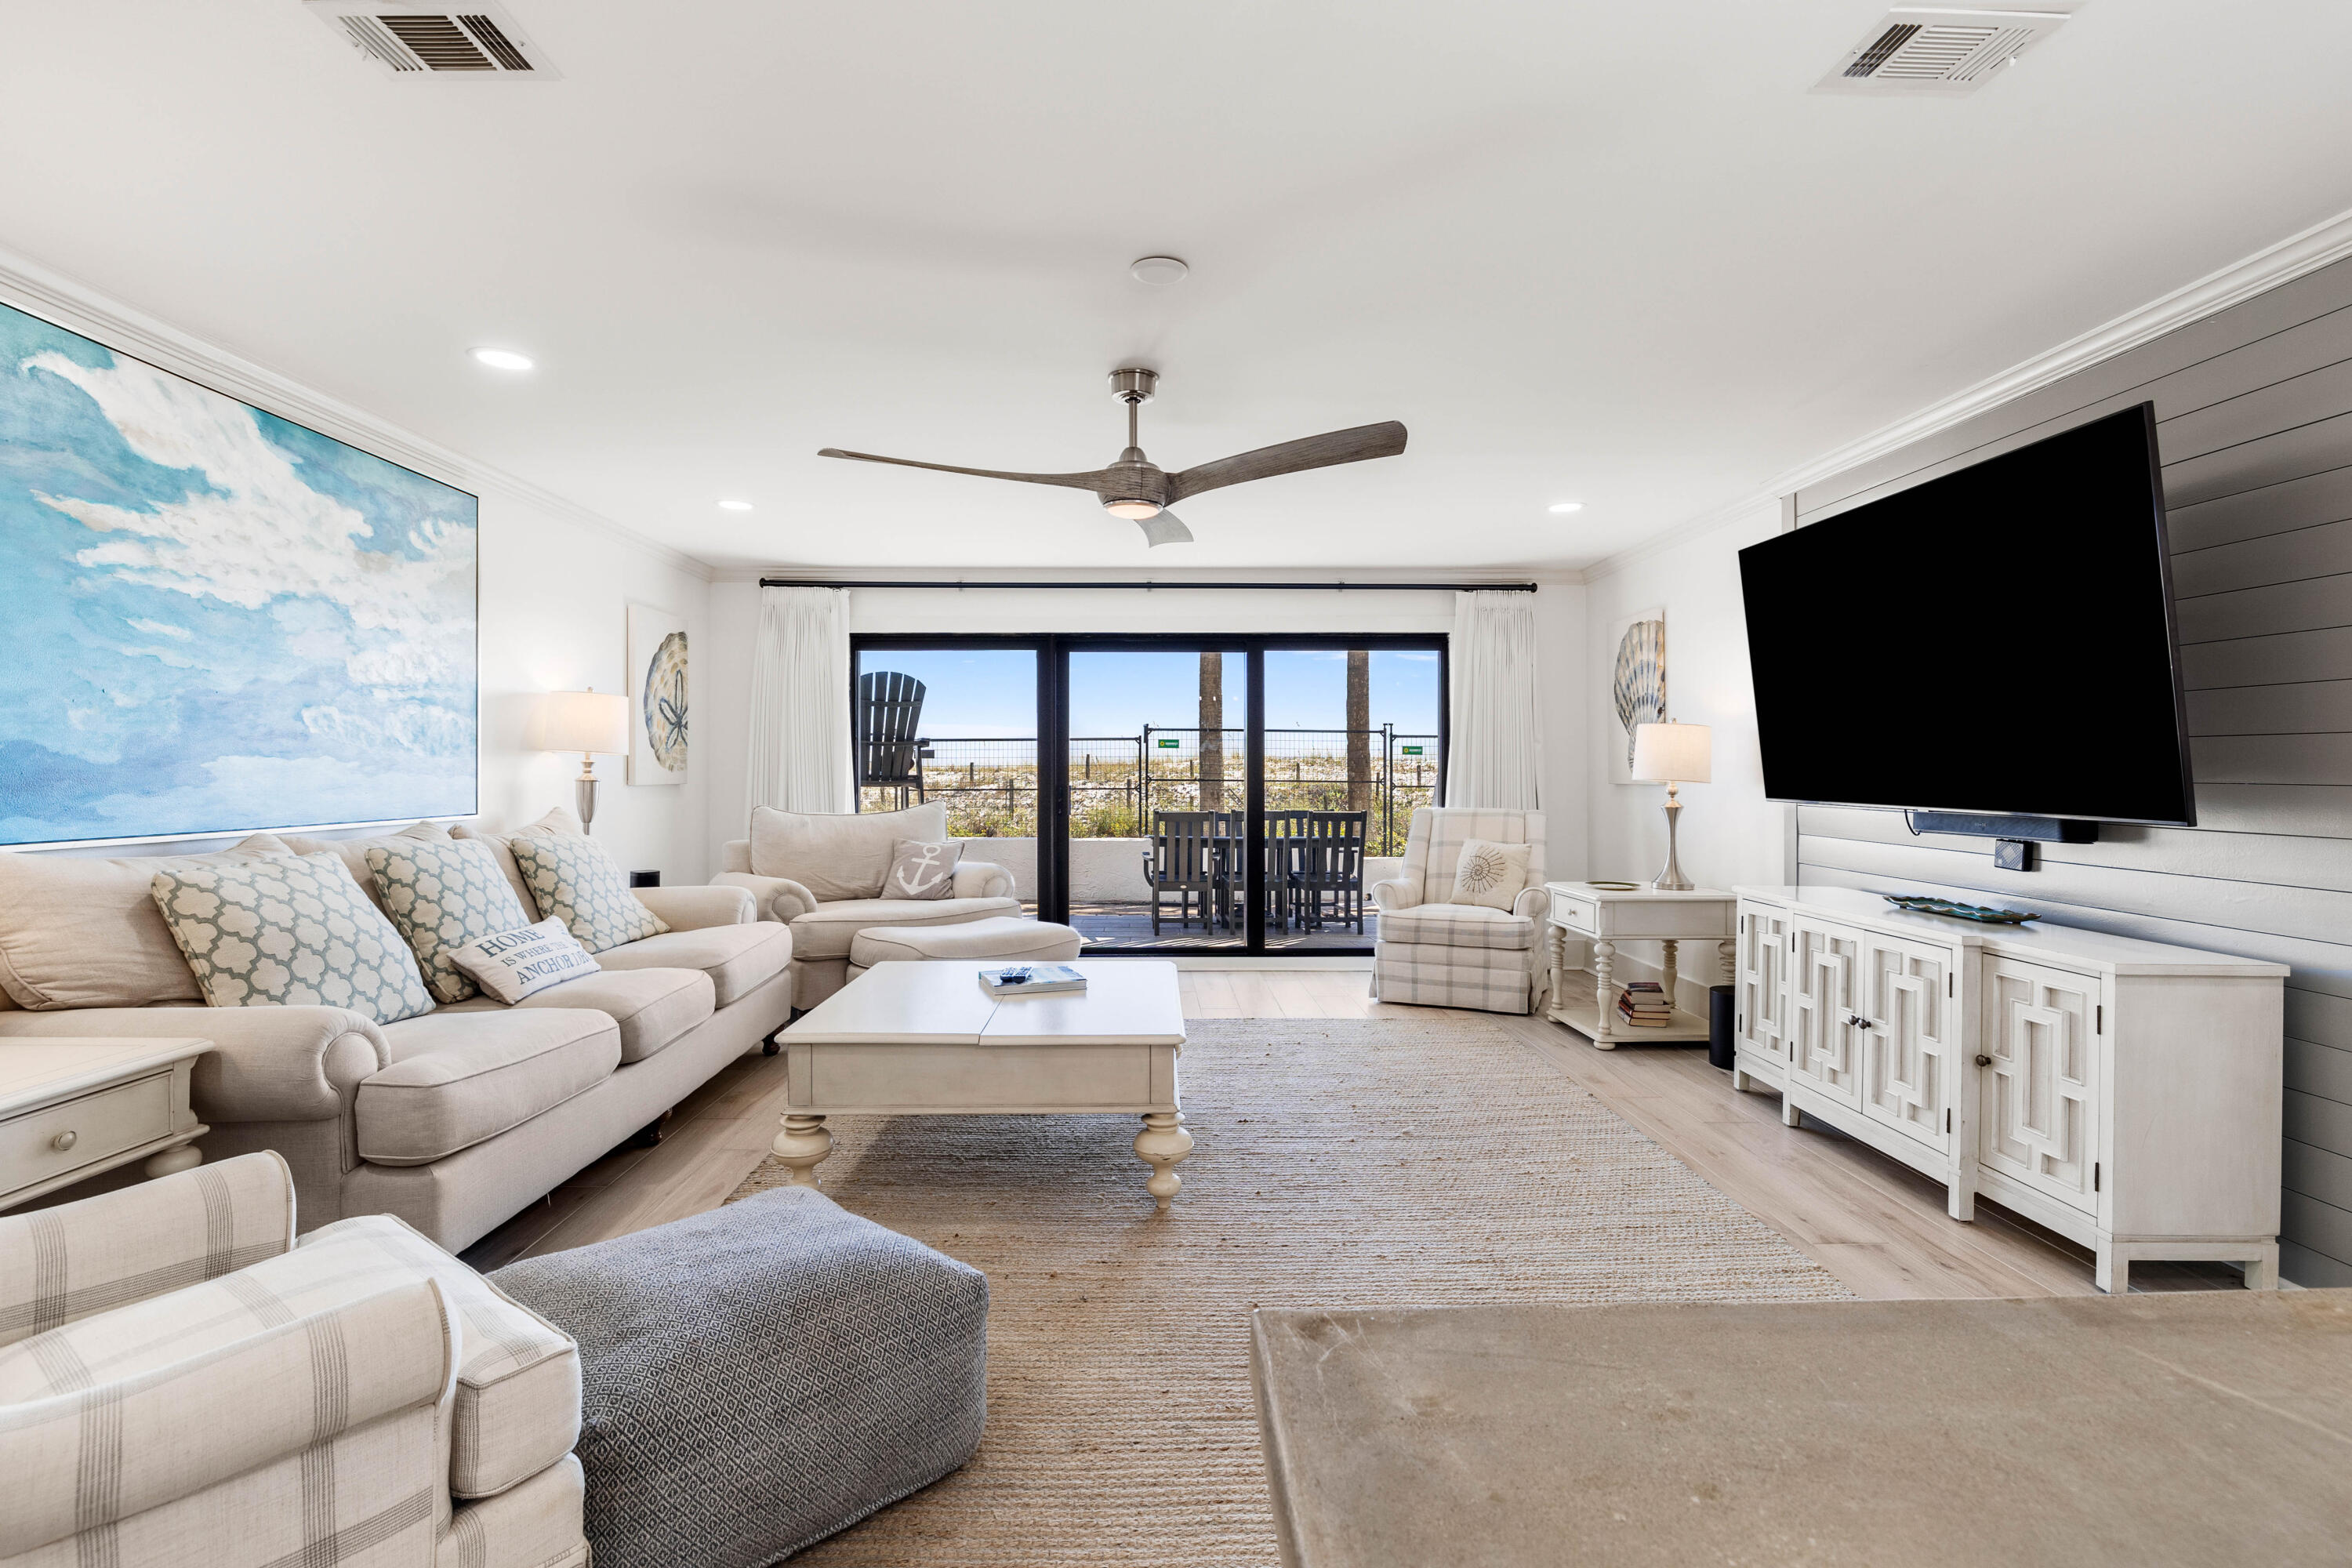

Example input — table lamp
[539,688,630,833]
[1632,720,1711,892]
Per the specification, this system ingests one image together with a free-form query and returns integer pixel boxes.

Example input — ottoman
[847,913,1083,978]
[493,1185,988,1567]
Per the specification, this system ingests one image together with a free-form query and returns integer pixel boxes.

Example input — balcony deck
[1066,901,1377,953]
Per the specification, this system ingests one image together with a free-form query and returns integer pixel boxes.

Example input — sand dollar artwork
[644,630,688,771]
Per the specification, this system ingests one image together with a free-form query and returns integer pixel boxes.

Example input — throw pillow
[749,803,950,902]
[150,853,433,1025]
[366,840,533,1004]
[1449,838,1530,912]
[506,833,669,954]
[448,918,601,1004]
[884,838,963,900]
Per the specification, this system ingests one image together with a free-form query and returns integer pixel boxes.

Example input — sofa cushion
[152,852,434,1024]
[368,839,535,1004]
[749,804,948,902]
[286,820,453,917]
[1377,901,1536,951]
[509,834,668,955]
[597,924,792,1008]
[0,833,290,1011]
[787,896,1023,960]
[848,915,1082,968]
[0,1207,583,1501]
[440,967,712,1065]
[362,1010,621,1164]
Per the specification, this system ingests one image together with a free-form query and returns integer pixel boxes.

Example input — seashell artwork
[1611,618,1666,775]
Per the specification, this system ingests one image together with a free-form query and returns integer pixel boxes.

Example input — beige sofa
[2,1152,588,1568]
[713,803,1018,1007]
[0,815,793,1253]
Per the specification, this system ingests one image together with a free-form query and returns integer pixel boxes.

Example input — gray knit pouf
[493,1185,988,1568]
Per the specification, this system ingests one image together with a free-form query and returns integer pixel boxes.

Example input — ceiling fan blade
[818,448,1111,493]
[1137,511,1193,548]
[1165,421,1407,503]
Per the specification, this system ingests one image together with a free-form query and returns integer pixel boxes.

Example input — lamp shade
[540,690,629,756]
[1632,721,1711,785]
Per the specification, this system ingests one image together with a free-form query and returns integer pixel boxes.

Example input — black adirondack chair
[857,671,931,808]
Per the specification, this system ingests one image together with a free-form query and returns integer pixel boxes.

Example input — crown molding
[1584,199,2352,583]
[0,244,713,582]
[710,564,1587,589]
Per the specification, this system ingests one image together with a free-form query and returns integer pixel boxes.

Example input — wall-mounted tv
[1738,402,2195,826]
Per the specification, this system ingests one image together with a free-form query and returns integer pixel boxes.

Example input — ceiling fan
[818,368,1407,546]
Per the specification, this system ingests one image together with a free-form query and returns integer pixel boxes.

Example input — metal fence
[858,727,1441,856]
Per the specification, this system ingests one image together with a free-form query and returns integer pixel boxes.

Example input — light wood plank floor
[462,967,2235,1295]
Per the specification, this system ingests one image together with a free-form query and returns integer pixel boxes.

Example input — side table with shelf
[1,1037,211,1210]
[1544,883,1737,1048]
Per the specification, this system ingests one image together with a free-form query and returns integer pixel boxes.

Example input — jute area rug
[728,1015,1847,1566]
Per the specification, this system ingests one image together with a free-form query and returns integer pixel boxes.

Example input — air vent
[1815,7,2070,94]
[306,2,558,77]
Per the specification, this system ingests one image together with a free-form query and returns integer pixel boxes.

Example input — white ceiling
[6,1,2352,572]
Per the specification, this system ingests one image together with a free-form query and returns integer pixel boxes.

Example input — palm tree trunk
[1199,651,1225,811]
[1347,649,1370,811]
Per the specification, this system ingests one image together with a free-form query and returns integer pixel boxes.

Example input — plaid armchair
[0,1152,587,1568]
[1370,808,1550,1014]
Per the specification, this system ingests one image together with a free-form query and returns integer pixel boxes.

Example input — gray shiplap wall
[1792,255,2352,1287]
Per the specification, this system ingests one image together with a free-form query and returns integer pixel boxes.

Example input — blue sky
[856,647,1442,740]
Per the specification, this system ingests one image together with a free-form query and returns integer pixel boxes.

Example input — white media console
[1730,884,2288,1292]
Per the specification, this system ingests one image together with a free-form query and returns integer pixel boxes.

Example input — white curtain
[745,586,855,815]
[1444,590,1544,810]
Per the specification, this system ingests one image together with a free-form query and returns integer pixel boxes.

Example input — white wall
[1581,499,1785,1004]
[702,576,1588,873]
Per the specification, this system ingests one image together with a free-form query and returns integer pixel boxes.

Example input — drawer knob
[50,1130,78,1152]
[1974,1054,1993,1067]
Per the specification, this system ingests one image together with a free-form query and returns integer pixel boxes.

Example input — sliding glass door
[851,633,1446,955]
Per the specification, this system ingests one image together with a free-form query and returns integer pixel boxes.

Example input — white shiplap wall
[1792,255,2352,1286]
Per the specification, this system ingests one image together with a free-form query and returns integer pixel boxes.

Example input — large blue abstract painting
[0,299,477,847]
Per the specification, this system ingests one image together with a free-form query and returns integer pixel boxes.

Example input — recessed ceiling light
[470,347,534,371]
[1131,255,1189,286]
[717,499,753,511]
[1548,501,1584,514]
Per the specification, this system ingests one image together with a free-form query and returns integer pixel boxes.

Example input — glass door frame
[850,630,1450,956]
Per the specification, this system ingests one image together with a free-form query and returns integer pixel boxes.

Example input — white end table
[2,1037,210,1210]
[776,960,1192,1209]
[1543,883,1736,1048]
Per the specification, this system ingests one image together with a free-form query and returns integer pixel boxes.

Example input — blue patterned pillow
[507,833,668,954]
[367,839,532,1004]
[150,854,433,1025]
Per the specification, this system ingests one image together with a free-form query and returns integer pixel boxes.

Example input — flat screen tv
[1739,403,2194,826]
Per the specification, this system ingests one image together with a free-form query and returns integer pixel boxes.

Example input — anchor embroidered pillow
[884,838,963,900]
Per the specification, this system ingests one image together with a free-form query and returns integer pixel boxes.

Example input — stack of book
[1615,981,1674,1029]
[979,963,1087,1000]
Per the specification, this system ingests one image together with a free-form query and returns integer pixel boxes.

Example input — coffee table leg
[774,1113,833,1187]
[1134,1112,1194,1212]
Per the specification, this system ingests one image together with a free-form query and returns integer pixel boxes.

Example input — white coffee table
[775,958,1193,1209]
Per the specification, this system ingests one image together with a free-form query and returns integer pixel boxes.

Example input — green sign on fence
[1156,737,1181,748]
[1401,745,1425,756]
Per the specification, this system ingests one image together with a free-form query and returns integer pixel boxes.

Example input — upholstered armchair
[713,803,1019,1006]
[0,1152,588,1568]
[1370,808,1550,1014]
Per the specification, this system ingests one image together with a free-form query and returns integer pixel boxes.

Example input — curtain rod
[755,579,1539,592]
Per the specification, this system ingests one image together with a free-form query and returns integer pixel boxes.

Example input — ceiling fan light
[1104,499,1162,520]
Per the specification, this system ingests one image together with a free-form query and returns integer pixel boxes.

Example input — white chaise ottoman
[846,915,1083,978]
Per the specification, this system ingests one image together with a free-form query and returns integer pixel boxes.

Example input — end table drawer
[2,1073,172,1181]
[1552,892,1601,934]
